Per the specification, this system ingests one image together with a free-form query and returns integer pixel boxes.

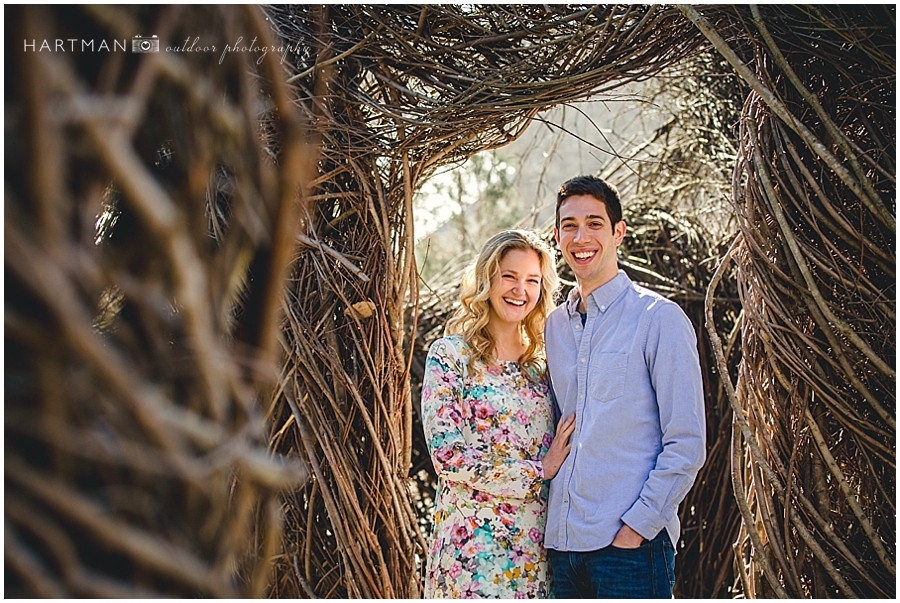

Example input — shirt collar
[565,270,631,316]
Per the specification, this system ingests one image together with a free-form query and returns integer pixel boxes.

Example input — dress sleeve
[421,337,544,499]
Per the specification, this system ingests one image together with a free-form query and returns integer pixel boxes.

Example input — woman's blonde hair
[444,229,559,380]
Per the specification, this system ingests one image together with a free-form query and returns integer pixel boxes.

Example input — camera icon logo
[132,35,159,53]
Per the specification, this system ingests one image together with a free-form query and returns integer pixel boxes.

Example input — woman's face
[488,248,543,328]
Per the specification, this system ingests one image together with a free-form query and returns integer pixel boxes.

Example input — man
[544,175,707,598]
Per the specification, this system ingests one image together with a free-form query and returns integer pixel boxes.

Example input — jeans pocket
[653,533,676,595]
[663,537,676,590]
[608,538,647,551]
[594,545,653,597]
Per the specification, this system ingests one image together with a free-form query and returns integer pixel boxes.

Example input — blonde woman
[422,230,576,598]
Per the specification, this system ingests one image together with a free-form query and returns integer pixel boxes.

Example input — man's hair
[555,175,623,229]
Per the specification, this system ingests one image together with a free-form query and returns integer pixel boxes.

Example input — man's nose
[573,225,588,242]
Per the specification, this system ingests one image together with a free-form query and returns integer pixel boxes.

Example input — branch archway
[4,4,893,599]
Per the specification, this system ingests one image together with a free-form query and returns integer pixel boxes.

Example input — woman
[422,229,576,598]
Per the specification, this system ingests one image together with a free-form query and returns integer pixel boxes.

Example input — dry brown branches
[5,5,311,597]
[689,4,895,598]
[7,4,893,599]
[262,4,712,597]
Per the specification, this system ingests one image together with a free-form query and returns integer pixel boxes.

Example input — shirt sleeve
[421,337,545,499]
[621,303,707,539]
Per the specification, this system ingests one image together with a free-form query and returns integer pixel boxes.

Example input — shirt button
[581,358,586,363]
[601,305,606,311]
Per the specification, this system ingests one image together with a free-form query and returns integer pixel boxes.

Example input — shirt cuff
[621,499,667,541]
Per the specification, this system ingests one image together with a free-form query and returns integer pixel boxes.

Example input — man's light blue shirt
[544,270,706,552]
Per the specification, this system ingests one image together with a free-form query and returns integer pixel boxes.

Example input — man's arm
[620,302,707,541]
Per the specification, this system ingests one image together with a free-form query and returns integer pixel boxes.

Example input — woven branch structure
[5,5,312,597]
[262,5,721,597]
[687,5,896,597]
[4,4,894,599]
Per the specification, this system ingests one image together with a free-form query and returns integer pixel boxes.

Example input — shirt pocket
[587,352,627,402]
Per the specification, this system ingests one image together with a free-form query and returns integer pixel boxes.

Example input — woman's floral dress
[422,335,555,599]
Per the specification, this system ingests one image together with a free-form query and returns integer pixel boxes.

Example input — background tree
[415,151,517,282]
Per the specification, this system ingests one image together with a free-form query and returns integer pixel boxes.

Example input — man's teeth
[574,251,595,259]
[504,298,526,306]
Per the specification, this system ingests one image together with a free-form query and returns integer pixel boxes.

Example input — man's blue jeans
[547,529,676,598]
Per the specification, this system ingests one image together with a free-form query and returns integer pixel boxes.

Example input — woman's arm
[422,337,548,499]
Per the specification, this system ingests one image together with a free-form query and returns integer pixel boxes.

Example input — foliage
[415,151,518,282]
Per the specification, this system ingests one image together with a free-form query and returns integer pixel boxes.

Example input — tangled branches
[5,5,310,597]
[7,4,893,599]
[262,4,712,597]
[691,5,895,598]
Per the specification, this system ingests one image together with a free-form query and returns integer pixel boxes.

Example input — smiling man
[544,175,707,598]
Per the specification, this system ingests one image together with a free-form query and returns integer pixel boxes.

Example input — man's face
[554,194,626,296]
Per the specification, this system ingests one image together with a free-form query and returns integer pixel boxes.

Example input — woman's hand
[542,414,575,480]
